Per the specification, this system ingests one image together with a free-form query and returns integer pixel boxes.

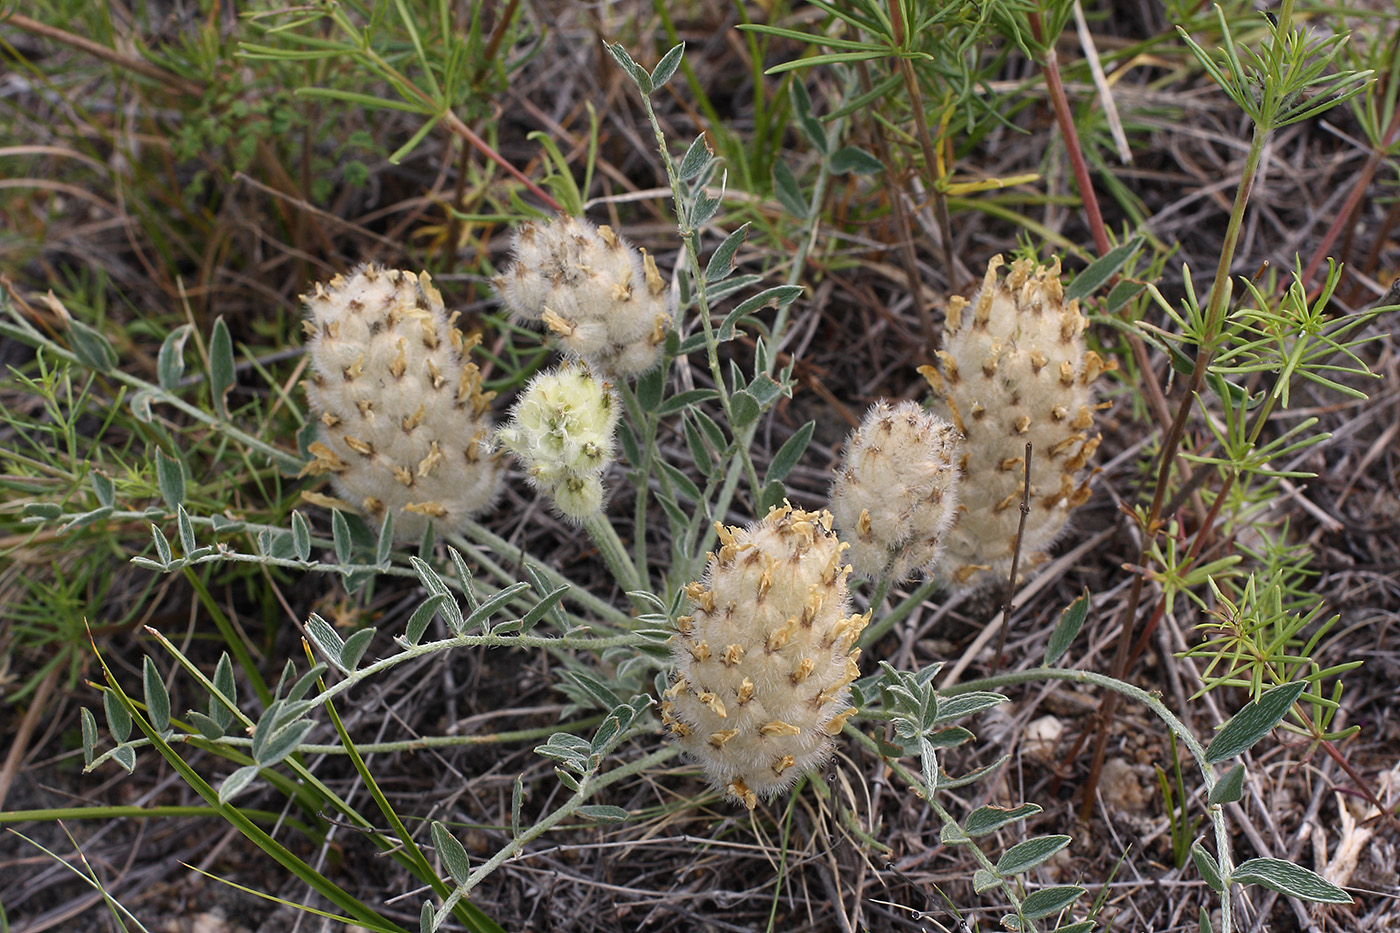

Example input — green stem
[449,527,634,630]
[633,87,770,561]
[6,312,635,636]
[137,631,400,824]
[96,651,406,932]
[0,317,304,474]
[311,628,649,711]
[869,578,893,615]
[151,537,574,634]
[843,725,1030,923]
[436,745,679,921]
[1196,124,1268,370]
[616,381,660,587]
[54,500,628,636]
[0,805,310,831]
[683,447,747,584]
[857,576,938,649]
[628,84,768,568]
[582,511,644,598]
[321,687,502,933]
[949,669,1213,788]
[628,59,849,578]
[1088,98,1273,826]
[92,715,610,763]
[688,79,846,567]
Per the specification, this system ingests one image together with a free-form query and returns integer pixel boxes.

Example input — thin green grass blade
[182,567,272,707]
[9,828,154,933]
[92,651,408,933]
[322,685,506,933]
[181,863,400,932]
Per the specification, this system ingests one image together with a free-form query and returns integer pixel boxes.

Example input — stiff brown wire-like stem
[4,13,206,98]
[990,443,1033,677]
[1299,103,1400,294]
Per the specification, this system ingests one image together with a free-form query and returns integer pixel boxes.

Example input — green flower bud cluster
[495,215,672,379]
[301,265,500,540]
[496,364,620,520]
[664,504,868,809]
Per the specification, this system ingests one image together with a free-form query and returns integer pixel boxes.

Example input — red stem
[1323,740,1400,834]
[442,112,562,215]
[1299,106,1400,293]
[1029,13,1110,256]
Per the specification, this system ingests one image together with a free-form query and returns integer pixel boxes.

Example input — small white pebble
[1023,714,1064,761]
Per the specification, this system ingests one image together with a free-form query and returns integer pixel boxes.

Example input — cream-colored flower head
[919,255,1107,586]
[300,265,500,540]
[663,504,869,809]
[496,363,619,521]
[495,215,672,378]
[830,400,961,583]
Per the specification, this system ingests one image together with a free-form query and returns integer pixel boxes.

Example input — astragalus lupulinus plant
[301,265,501,540]
[920,255,1106,586]
[495,215,672,379]
[663,504,869,809]
[829,399,962,584]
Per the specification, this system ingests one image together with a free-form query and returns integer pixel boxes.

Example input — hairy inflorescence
[920,255,1107,586]
[495,215,672,379]
[301,265,501,540]
[830,399,962,583]
[663,504,869,808]
[496,363,620,521]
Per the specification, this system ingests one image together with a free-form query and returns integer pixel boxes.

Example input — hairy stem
[857,577,936,649]
[0,313,305,474]
[634,91,764,503]
[688,76,846,568]
[582,510,645,599]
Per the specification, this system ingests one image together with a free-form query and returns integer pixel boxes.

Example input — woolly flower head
[495,215,672,378]
[830,400,961,583]
[300,265,500,541]
[663,504,869,809]
[919,254,1107,586]
[497,364,619,520]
